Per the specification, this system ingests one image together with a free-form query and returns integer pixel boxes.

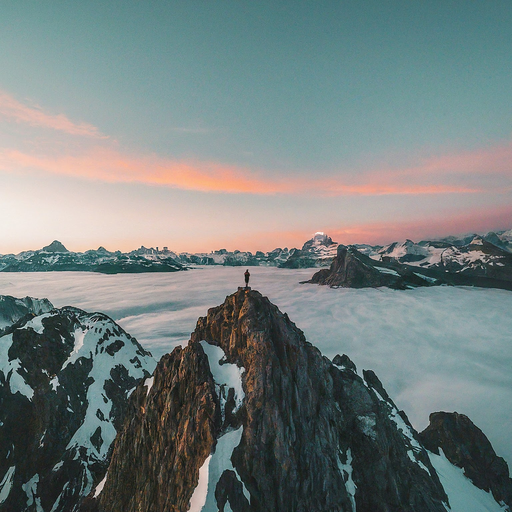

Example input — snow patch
[22,474,44,511]
[428,449,508,512]
[338,449,356,512]
[191,427,247,512]
[21,312,54,334]
[61,327,86,370]
[200,341,245,421]
[50,376,59,391]
[0,466,15,504]
[0,333,34,400]
[93,472,108,498]
[189,455,211,512]
[144,376,154,397]
[375,267,400,276]
[413,272,437,283]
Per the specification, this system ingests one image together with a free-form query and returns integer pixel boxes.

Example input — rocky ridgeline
[308,241,512,291]
[0,297,155,512]
[92,290,512,512]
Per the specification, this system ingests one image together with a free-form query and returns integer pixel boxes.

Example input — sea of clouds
[1,266,511,470]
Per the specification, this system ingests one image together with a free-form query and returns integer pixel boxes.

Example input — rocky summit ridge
[92,289,512,512]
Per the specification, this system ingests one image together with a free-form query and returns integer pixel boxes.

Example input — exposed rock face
[0,303,155,512]
[420,412,512,507]
[94,290,507,512]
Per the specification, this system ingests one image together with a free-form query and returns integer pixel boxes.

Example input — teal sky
[1,1,511,253]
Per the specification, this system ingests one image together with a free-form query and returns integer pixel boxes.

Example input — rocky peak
[420,412,512,507]
[89,289,512,512]
[306,244,420,289]
[41,240,69,253]
[301,231,335,251]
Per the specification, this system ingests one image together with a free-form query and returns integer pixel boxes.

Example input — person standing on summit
[244,269,250,288]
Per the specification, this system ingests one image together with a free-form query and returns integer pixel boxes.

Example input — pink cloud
[0,90,107,139]
[0,146,490,197]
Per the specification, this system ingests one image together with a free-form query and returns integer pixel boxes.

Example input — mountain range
[1,230,512,290]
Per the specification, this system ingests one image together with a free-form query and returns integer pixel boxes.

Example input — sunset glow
[0,2,511,253]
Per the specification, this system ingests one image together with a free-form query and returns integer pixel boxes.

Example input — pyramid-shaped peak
[41,240,69,253]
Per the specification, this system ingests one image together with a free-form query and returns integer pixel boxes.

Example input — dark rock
[419,412,512,508]
[42,240,69,253]
[0,295,53,332]
[306,244,432,289]
[332,353,357,372]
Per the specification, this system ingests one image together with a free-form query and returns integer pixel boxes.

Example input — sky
[0,1,511,254]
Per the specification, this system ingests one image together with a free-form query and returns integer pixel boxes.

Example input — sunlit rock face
[0,301,155,512]
[94,289,512,512]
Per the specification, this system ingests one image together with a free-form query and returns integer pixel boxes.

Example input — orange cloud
[0,90,107,139]
[0,146,487,197]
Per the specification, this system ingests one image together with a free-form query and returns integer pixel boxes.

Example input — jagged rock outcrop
[42,240,69,253]
[91,289,512,512]
[420,412,512,507]
[307,244,437,289]
[307,241,512,291]
[0,302,155,512]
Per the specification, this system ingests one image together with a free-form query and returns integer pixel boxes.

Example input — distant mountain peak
[41,240,69,253]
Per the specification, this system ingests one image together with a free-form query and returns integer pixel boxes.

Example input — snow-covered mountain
[309,239,512,291]
[92,289,512,512]
[0,297,156,512]
[0,241,185,274]
[0,233,337,273]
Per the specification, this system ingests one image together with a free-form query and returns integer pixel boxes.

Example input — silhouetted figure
[244,269,250,288]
